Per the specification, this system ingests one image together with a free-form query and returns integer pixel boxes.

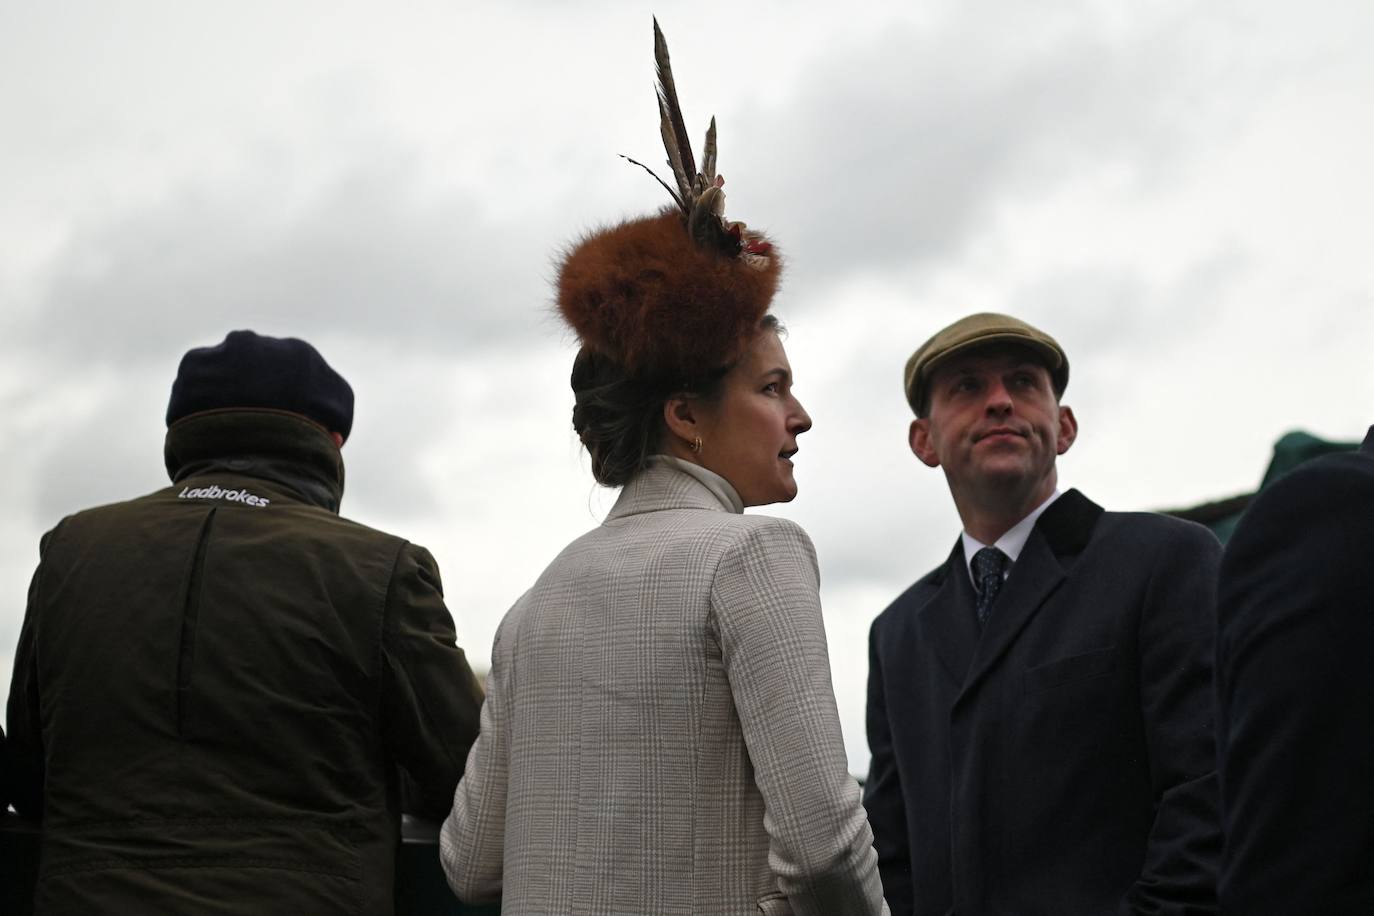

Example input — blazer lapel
[955,489,1104,706]
[917,542,981,687]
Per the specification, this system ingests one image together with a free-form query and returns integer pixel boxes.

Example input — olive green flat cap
[903,312,1069,415]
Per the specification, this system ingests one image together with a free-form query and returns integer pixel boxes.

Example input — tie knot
[972,546,1009,583]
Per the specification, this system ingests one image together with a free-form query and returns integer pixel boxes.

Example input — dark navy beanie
[166,330,355,441]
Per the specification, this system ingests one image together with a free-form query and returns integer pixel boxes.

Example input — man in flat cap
[863,313,1221,915]
[1215,425,1374,913]
[5,331,485,915]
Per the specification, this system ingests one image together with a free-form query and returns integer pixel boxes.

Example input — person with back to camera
[6,330,485,915]
[1215,424,1374,913]
[439,20,887,916]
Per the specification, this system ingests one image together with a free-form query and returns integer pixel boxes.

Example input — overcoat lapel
[954,489,1104,707]
[919,542,981,686]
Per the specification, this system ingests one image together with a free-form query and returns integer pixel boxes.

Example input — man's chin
[970,462,1040,491]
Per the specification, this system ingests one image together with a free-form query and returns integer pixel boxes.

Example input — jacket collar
[605,457,742,522]
[921,488,1104,696]
[1028,486,1102,557]
[164,409,346,513]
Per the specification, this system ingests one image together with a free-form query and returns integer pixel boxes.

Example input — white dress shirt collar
[961,488,1062,585]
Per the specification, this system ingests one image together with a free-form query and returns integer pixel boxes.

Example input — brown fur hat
[557,208,781,384]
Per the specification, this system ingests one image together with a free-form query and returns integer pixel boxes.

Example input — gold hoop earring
[690,436,703,454]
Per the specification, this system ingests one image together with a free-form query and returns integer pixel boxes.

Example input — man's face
[909,346,1077,503]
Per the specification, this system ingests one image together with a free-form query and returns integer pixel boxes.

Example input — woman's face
[694,330,813,507]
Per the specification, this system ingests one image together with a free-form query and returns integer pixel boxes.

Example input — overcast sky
[3,0,1371,773]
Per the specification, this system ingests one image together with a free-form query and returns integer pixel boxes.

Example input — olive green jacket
[6,410,484,915]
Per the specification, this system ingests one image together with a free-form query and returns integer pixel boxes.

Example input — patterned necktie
[972,546,1010,628]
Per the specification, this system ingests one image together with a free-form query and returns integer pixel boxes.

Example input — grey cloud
[735,4,1250,290]
[9,155,568,367]
[3,362,181,528]
[333,341,583,526]
[804,472,959,596]
[33,417,167,528]
[1017,248,1250,393]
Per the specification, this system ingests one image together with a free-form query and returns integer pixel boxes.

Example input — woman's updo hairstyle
[568,348,672,488]
[569,314,781,487]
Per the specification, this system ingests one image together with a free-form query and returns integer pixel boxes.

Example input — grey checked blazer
[441,460,887,916]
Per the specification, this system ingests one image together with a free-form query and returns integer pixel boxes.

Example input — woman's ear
[662,396,698,446]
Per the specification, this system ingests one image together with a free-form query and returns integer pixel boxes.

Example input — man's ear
[329,431,344,449]
[909,418,941,468]
[1055,405,1078,455]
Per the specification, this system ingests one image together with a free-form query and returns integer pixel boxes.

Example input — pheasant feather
[653,18,697,209]
[619,154,684,210]
[701,116,718,183]
[658,96,692,206]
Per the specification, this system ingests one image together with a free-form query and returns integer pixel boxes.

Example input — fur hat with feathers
[557,209,780,383]
[556,19,781,384]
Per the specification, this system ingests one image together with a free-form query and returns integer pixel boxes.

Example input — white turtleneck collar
[647,455,745,514]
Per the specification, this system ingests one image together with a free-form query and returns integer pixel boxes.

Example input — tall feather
[658,95,691,209]
[701,116,717,183]
[618,154,684,210]
[653,19,697,203]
